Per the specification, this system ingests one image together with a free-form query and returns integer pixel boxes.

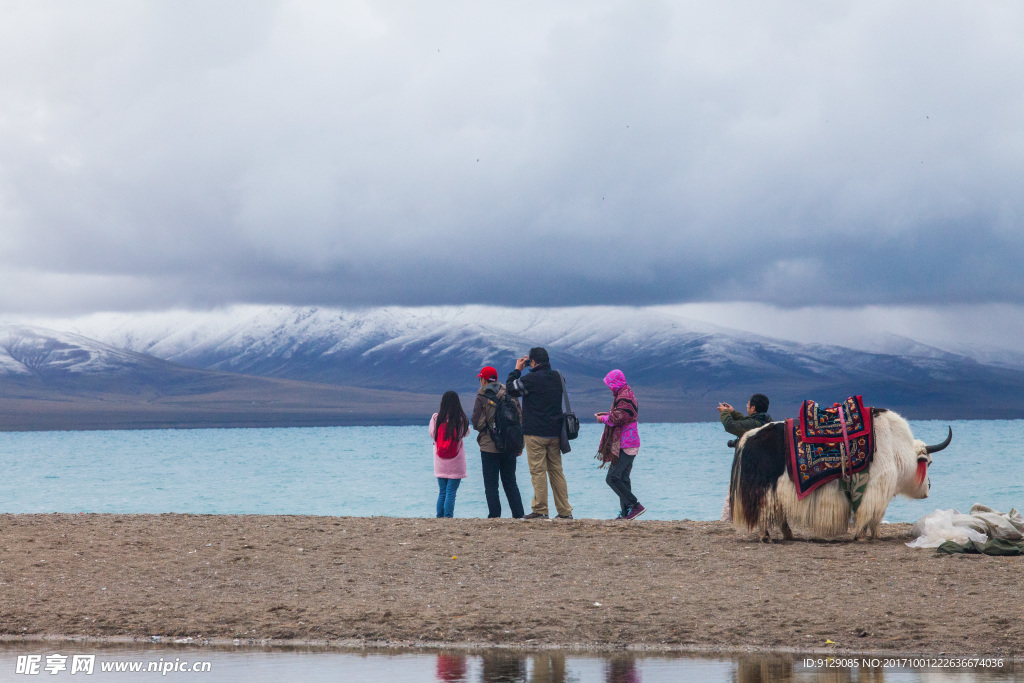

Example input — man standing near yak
[717,393,772,521]
[506,347,574,520]
[718,393,772,438]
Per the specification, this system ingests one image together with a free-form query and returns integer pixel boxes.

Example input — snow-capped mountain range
[20,305,971,386]
[0,323,186,380]
[6,304,1021,422]
[0,319,443,431]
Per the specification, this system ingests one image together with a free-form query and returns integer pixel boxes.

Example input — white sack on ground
[907,509,987,548]
[907,505,1024,548]
[969,504,1024,540]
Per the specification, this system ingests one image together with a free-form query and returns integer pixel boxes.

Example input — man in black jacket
[507,347,574,519]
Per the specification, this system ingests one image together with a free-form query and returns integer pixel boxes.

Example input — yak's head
[906,427,953,499]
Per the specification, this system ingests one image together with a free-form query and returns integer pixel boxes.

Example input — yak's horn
[925,426,953,454]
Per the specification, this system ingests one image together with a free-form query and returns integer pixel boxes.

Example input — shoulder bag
[556,372,580,453]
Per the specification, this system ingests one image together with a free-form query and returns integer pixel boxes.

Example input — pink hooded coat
[597,369,640,463]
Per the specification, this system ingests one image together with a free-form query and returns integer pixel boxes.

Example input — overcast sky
[2,2,1023,340]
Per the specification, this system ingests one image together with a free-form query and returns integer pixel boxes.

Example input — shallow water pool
[0,645,1018,682]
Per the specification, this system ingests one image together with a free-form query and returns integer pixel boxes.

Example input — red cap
[477,366,498,381]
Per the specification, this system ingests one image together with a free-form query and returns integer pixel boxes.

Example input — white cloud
[1,1,1022,313]
[662,302,1024,360]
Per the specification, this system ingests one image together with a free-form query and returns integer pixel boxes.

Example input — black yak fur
[729,422,788,530]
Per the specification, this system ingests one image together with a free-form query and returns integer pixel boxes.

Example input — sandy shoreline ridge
[1,514,1020,657]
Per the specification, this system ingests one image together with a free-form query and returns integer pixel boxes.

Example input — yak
[729,408,952,542]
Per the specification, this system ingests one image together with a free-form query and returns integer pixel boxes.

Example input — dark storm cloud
[1,1,1023,314]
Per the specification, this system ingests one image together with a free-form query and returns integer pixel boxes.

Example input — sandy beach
[0,514,1020,656]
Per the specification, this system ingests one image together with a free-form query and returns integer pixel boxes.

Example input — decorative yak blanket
[786,395,874,500]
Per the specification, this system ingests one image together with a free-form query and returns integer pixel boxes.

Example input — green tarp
[936,538,1024,556]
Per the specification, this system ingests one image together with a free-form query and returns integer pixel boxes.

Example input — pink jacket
[429,413,467,479]
[598,369,641,450]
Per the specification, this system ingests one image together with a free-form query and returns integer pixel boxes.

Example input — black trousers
[606,453,638,513]
[481,451,525,518]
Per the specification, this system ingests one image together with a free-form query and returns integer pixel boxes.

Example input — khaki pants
[523,435,572,517]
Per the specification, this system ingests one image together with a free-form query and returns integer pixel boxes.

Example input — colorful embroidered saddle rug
[786,395,874,500]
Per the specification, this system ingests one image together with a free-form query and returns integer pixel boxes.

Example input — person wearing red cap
[471,365,525,518]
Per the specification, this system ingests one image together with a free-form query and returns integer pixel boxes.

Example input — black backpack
[489,391,524,454]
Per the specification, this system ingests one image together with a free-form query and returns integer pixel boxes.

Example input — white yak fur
[733,410,932,540]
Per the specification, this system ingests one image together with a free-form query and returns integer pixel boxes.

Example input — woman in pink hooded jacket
[595,369,644,519]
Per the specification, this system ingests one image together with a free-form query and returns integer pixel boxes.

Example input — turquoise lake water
[1,421,1020,522]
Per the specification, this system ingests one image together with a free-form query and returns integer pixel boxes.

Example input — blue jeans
[436,477,461,518]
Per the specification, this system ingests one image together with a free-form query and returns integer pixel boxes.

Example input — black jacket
[506,362,564,438]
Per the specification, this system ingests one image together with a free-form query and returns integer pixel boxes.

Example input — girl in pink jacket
[429,391,469,518]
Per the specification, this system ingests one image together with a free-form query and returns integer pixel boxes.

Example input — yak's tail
[729,423,788,531]
[728,441,758,530]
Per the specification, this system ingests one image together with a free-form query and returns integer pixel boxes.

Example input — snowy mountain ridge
[24,304,838,377]
[4,306,1024,420]
[25,304,890,359]
[0,323,167,377]
[19,304,984,388]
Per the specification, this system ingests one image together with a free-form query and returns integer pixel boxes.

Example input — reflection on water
[529,653,566,683]
[481,652,527,682]
[605,656,641,683]
[0,646,1018,682]
[741,654,860,683]
[423,652,1017,683]
[737,655,796,683]
[733,654,1017,683]
[437,653,470,681]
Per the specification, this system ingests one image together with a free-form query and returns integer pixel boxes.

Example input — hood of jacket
[604,369,628,394]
